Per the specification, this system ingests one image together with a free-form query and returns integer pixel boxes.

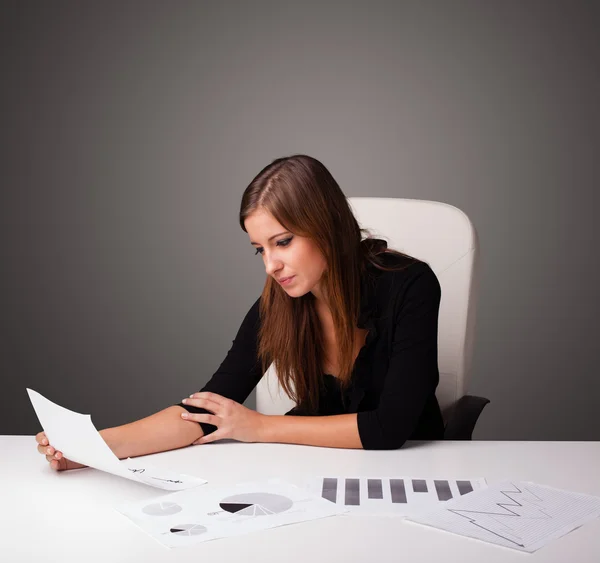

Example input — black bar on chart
[345,478,360,505]
[390,479,407,503]
[412,479,428,493]
[367,479,383,499]
[457,480,474,495]
[322,478,338,503]
[434,480,453,501]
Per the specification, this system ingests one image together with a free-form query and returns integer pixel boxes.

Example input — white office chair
[256,197,489,439]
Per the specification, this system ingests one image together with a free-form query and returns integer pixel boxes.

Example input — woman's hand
[35,432,87,471]
[180,392,267,445]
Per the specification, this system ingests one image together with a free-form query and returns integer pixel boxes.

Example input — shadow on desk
[190,439,437,450]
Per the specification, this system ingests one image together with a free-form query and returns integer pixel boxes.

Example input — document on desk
[306,476,487,516]
[405,480,600,553]
[116,478,346,548]
[27,388,206,490]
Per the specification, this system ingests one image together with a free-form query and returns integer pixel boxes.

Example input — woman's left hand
[181,392,267,445]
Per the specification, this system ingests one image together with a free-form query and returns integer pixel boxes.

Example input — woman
[36,155,444,470]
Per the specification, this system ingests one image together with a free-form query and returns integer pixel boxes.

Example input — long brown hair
[240,155,413,412]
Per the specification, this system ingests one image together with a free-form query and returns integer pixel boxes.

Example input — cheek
[288,240,326,282]
[305,247,326,279]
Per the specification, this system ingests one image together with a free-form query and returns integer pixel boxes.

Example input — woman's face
[244,209,327,299]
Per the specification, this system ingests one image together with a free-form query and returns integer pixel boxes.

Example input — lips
[278,275,295,285]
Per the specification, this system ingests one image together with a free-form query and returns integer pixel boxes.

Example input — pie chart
[142,502,182,516]
[219,492,293,516]
[169,524,208,536]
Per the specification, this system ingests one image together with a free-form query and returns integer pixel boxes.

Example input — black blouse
[178,254,445,449]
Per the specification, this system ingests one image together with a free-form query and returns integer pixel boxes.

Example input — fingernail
[46,448,52,455]
[181,413,188,418]
[182,398,187,404]
[189,394,194,398]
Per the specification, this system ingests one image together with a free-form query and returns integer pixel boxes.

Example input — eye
[276,237,293,247]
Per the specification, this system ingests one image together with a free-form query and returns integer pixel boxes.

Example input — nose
[264,251,283,278]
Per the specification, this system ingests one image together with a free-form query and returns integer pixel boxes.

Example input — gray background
[2,1,598,439]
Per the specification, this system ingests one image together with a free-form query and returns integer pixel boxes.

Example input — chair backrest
[256,197,480,420]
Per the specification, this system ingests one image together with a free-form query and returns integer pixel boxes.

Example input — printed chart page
[117,479,346,548]
[27,388,206,490]
[406,480,600,552]
[306,476,487,516]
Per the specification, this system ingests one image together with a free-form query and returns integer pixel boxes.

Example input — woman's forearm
[261,413,363,449]
[99,406,204,459]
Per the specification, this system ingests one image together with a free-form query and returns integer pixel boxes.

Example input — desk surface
[2,437,599,562]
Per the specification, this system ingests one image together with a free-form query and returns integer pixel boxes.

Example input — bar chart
[308,476,487,515]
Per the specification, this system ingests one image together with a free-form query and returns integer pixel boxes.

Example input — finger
[37,444,54,455]
[196,431,225,445]
[43,448,62,460]
[49,457,70,471]
[181,412,220,426]
[191,434,214,445]
[35,432,48,445]
[188,392,227,406]
[181,397,221,413]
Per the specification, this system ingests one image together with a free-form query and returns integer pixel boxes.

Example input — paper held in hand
[27,388,206,490]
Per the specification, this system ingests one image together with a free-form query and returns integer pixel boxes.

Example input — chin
[283,285,309,298]
[283,288,302,298]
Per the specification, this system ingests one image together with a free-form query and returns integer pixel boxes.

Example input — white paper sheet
[306,476,487,516]
[116,478,346,548]
[406,480,600,552]
[27,388,206,490]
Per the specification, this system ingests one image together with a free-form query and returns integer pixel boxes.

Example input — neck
[310,282,329,310]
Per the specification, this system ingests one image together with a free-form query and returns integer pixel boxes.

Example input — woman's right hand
[35,432,87,471]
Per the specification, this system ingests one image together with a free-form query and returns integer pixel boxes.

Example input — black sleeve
[357,265,442,450]
[176,298,263,437]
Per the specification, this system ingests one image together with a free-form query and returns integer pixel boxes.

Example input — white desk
[2,437,599,562]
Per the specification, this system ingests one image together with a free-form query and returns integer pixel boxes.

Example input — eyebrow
[249,231,291,246]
